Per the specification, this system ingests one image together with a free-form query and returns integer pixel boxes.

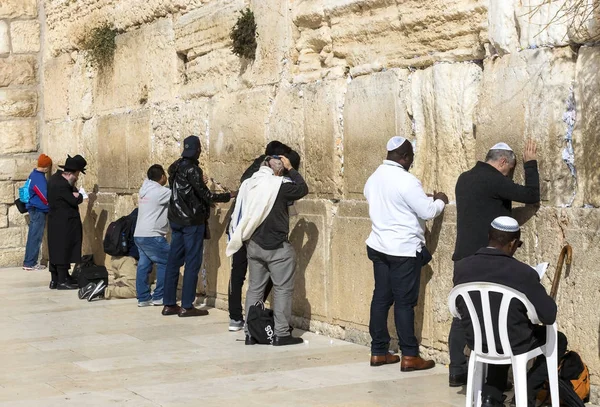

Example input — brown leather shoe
[162,305,181,316]
[370,353,401,367]
[178,306,209,317]
[400,355,435,372]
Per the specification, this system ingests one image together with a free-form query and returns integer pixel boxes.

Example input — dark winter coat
[47,171,84,265]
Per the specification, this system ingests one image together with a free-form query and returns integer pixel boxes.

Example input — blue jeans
[367,246,423,357]
[23,208,47,267]
[135,236,170,302]
[163,222,205,309]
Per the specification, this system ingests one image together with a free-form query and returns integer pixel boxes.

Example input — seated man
[453,216,566,407]
[84,209,140,301]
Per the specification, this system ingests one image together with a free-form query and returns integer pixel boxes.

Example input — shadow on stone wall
[416,213,445,342]
[81,185,108,266]
[289,218,319,323]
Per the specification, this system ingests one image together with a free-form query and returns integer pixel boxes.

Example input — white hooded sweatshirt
[134,179,171,237]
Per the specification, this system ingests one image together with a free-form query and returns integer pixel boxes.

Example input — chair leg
[546,353,560,407]
[512,356,529,407]
[465,356,477,407]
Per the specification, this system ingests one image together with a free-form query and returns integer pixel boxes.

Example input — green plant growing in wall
[81,23,118,70]
[230,8,258,60]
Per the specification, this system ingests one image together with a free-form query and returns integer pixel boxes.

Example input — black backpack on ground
[103,215,134,256]
[246,301,275,345]
[71,255,108,288]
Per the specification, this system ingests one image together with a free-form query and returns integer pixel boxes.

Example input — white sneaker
[152,299,163,306]
[88,280,106,302]
[138,300,153,307]
[229,319,244,332]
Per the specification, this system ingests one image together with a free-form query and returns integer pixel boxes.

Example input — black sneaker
[245,335,258,345]
[481,395,503,407]
[272,335,303,346]
[78,282,96,300]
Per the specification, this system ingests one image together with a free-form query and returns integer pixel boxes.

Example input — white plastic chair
[448,283,559,407]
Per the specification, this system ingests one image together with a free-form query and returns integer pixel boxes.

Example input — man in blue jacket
[23,154,53,271]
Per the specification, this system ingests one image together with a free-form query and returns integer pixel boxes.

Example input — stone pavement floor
[0,266,586,407]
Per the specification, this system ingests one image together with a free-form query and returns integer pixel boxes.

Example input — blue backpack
[19,179,31,203]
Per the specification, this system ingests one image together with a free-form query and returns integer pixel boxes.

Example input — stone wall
[2,0,600,395]
[0,0,41,266]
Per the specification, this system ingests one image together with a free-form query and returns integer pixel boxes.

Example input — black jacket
[47,171,84,265]
[453,161,540,261]
[453,248,557,355]
[251,169,309,250]
[167,158,231,226]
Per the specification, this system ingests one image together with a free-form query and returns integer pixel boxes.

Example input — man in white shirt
[364,136,449,371]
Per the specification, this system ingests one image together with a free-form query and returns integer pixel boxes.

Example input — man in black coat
[453,216,565,407]
[449,139,541,386]
[161,135,235,318]
[47,155,88,290]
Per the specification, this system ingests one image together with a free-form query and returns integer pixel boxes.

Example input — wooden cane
[550,244,573,300]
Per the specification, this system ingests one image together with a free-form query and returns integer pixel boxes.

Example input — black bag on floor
[246,301,275,345]
[72,255,108,288]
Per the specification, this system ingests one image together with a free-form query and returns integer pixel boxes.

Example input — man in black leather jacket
[161,135,235,317]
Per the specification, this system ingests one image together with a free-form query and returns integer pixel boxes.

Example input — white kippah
[490,142,513,152]
[491,216,520,232]
[387,136,407,151]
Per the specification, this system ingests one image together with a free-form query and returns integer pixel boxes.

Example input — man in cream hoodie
[134,165,171,307]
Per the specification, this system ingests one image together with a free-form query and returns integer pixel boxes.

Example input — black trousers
[228,243,272,322]
[449,316,469,375]
[367,246,422,357]
[483,327,568,406]
[49,263,70,284]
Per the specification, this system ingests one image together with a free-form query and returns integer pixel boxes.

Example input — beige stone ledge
[0,119,37,154]
[0,0,37,19]
[0,89,38,117]
[10,20,41,54]
[0,55,38,87]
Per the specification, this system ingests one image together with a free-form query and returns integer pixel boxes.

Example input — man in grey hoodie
[134,165,171,307]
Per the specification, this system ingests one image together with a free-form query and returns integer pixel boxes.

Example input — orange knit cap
[37,154,52,168]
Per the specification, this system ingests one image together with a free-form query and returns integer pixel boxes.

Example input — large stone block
[409,62,482,199]
[0,226,25,248]
[476,47,577,207]
[43,54,73,121]
[0,119,37,154]
[0,21,9,55]
[43,120,83,170]
[302,80,346,196]
[0,0,37,19]
[574,46,600,207]
[289,200,331,319]
[343,69,411,197]
[8,204,27,226]
[68,52,94,120]
[0,89,38,118]
[294,0,487,74]
[0,55,37,87]
[208,87,274,189]
[94,19,178,113]
[0,248,25,267]
[266,82,304,161]
[0,155,37,181]
[97,110,151,191]
[0,181,14,204]
[10,20,40,54]
[150,99,209,169]
[329,200,372,326]
[0,204,7,228]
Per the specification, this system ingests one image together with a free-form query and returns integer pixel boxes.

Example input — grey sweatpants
[245,240,296,337]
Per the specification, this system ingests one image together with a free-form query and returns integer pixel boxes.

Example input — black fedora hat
[58,155,87,174]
